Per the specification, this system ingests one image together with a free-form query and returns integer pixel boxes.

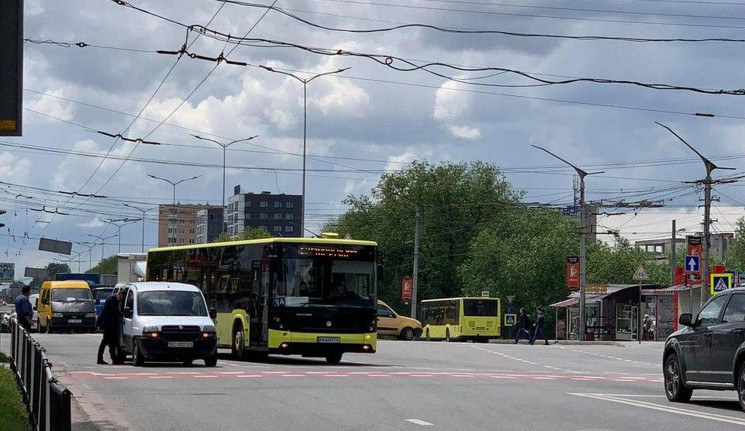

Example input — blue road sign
[711,273,733,294]
[685,255,700,273]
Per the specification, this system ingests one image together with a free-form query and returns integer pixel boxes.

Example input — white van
[119,282,217,367]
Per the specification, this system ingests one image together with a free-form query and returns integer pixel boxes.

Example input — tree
[237,227,272,240]
[587,239,669,286]
[212,232,232,243]
[87,255,117,275]
[324,161,522,310]
[45,263,71,279]
[725,217,745,272]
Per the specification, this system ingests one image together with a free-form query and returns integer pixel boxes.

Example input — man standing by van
[14,286,33,332]
[97,290,125,365]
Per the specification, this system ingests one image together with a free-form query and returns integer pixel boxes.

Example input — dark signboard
[0,0,23,136]
[38,238,73,255]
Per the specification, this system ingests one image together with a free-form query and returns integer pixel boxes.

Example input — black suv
[663,288,745,411]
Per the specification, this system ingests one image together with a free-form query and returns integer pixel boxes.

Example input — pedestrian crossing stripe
[504,314,517,326]
[710,273,733,295]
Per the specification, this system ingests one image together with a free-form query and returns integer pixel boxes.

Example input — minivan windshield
[137,290,207,316]
[52,288,93,302]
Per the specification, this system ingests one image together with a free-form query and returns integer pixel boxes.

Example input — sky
[4,0,745,277]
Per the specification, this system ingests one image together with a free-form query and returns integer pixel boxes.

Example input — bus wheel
[325,353,343,365]
[400,327,415,341]
[445,329,451,342]
[232,324,246,359]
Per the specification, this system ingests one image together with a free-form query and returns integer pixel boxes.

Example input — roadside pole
[410,205,420,319]
[633,264,649,344]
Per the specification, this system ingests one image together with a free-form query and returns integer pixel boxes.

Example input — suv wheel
[738,362,745,412]
[664,353,692,402]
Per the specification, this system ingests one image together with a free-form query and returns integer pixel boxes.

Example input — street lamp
[147,174,200,246]
[86,233,118,269]
[75,241,96,272]
[105,218,141,253]
[532,145,603,342]
[122,203,155,253]
[260,65,350,237]
[191,134,258,233]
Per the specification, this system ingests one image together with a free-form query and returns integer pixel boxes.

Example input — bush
[0,366,30,430]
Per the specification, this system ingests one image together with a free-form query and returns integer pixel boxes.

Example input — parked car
[376,300,422,340]
[118,282,218,367]
[0,312,14,333]
[663,287,745,411]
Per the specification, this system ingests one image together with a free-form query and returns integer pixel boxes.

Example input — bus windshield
[275,244,376,308]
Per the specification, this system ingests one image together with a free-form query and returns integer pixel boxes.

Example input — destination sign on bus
[298,245,361,259]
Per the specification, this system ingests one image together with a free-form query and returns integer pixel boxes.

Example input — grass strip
[0,365,30,431]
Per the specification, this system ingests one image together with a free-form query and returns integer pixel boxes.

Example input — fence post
[45,368,52,431]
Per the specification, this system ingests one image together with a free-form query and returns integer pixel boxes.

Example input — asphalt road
[3,329,745,431]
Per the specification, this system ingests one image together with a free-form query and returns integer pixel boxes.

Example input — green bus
[146,235,380,364]
[419,297,501,342]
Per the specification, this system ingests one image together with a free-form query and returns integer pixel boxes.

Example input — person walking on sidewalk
[14,286,33,332]
[97,290,125,365]
[514,308,532,344]
[530,307,549,345]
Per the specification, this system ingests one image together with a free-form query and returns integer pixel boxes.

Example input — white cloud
[449,125,481,140]
[26,89,74,122]
[76,216,105,228]
[0,152,32,185]
[433,80,470,121]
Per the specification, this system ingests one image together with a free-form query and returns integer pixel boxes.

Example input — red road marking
[69,370,664,383]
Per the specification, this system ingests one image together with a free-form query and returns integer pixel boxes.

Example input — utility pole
[656,122,735,308]
[147,174,200,246]
[259,66,349,237]
[106,218,140,253]
[411,205,421,319]
[122,203,155,253]
[670,220,676,286]
[533,145,602,341]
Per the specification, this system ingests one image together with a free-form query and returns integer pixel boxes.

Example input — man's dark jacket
[99,294,122,335]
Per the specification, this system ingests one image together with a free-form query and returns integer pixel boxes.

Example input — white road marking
[148,376,173,379]
[405,419,434,426]
[570,393,745,425]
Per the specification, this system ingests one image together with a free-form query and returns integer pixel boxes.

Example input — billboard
[0,263,14,282]
[0,0,23,136]
[566,256,579,290]
[401,277,412,302]
[38,238,73,255]
[24,267,48,280]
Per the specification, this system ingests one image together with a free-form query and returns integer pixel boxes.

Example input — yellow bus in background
[419,297,500,342]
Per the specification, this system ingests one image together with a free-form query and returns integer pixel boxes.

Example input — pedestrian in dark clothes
[514,308,532,344]
[530,307,549,345]
[97,290,125,364]
[14,286,33,332]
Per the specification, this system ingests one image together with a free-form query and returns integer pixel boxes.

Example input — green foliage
[586,239,669,285]
[324,160,522,309]
[725,217,745,272]
[87,255,118,275]
[458,208,578,310]
[212,232,232,243]
[44,263,70,280]
[0,366,30,430]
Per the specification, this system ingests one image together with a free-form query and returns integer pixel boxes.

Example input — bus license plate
[317,337,340,343]
[168,341,193,348]
[68,319,82,324]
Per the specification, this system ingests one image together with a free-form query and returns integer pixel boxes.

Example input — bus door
[249,260,267,346]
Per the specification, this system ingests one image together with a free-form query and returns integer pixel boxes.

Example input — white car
[118,282,218,367]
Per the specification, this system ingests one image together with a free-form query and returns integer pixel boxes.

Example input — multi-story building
[635,232,733,263]
[226,186,302,238]
[196,207,225,244]
[157,204,223,247]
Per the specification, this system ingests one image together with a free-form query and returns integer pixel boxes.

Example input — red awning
[549,298,579,308]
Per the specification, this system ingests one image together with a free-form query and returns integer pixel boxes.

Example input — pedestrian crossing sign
[710,273,733,295]
[505,314,517,327]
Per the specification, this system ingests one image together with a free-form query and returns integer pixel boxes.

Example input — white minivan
[119,282,218,367]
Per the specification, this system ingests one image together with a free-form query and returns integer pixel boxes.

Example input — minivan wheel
[400,327,415,341]
[132,341,144,367]
[204,352,218,367]
[232,324,245,359]
[664,353,692,402]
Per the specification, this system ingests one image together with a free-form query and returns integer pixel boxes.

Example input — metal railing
[8,319,72,431]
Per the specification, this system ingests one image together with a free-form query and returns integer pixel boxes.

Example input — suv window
[696,294,729,327]
[723,294,745,323]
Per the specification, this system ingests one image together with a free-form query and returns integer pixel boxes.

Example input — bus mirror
[377,264,384,282]
[209,308,217,319]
